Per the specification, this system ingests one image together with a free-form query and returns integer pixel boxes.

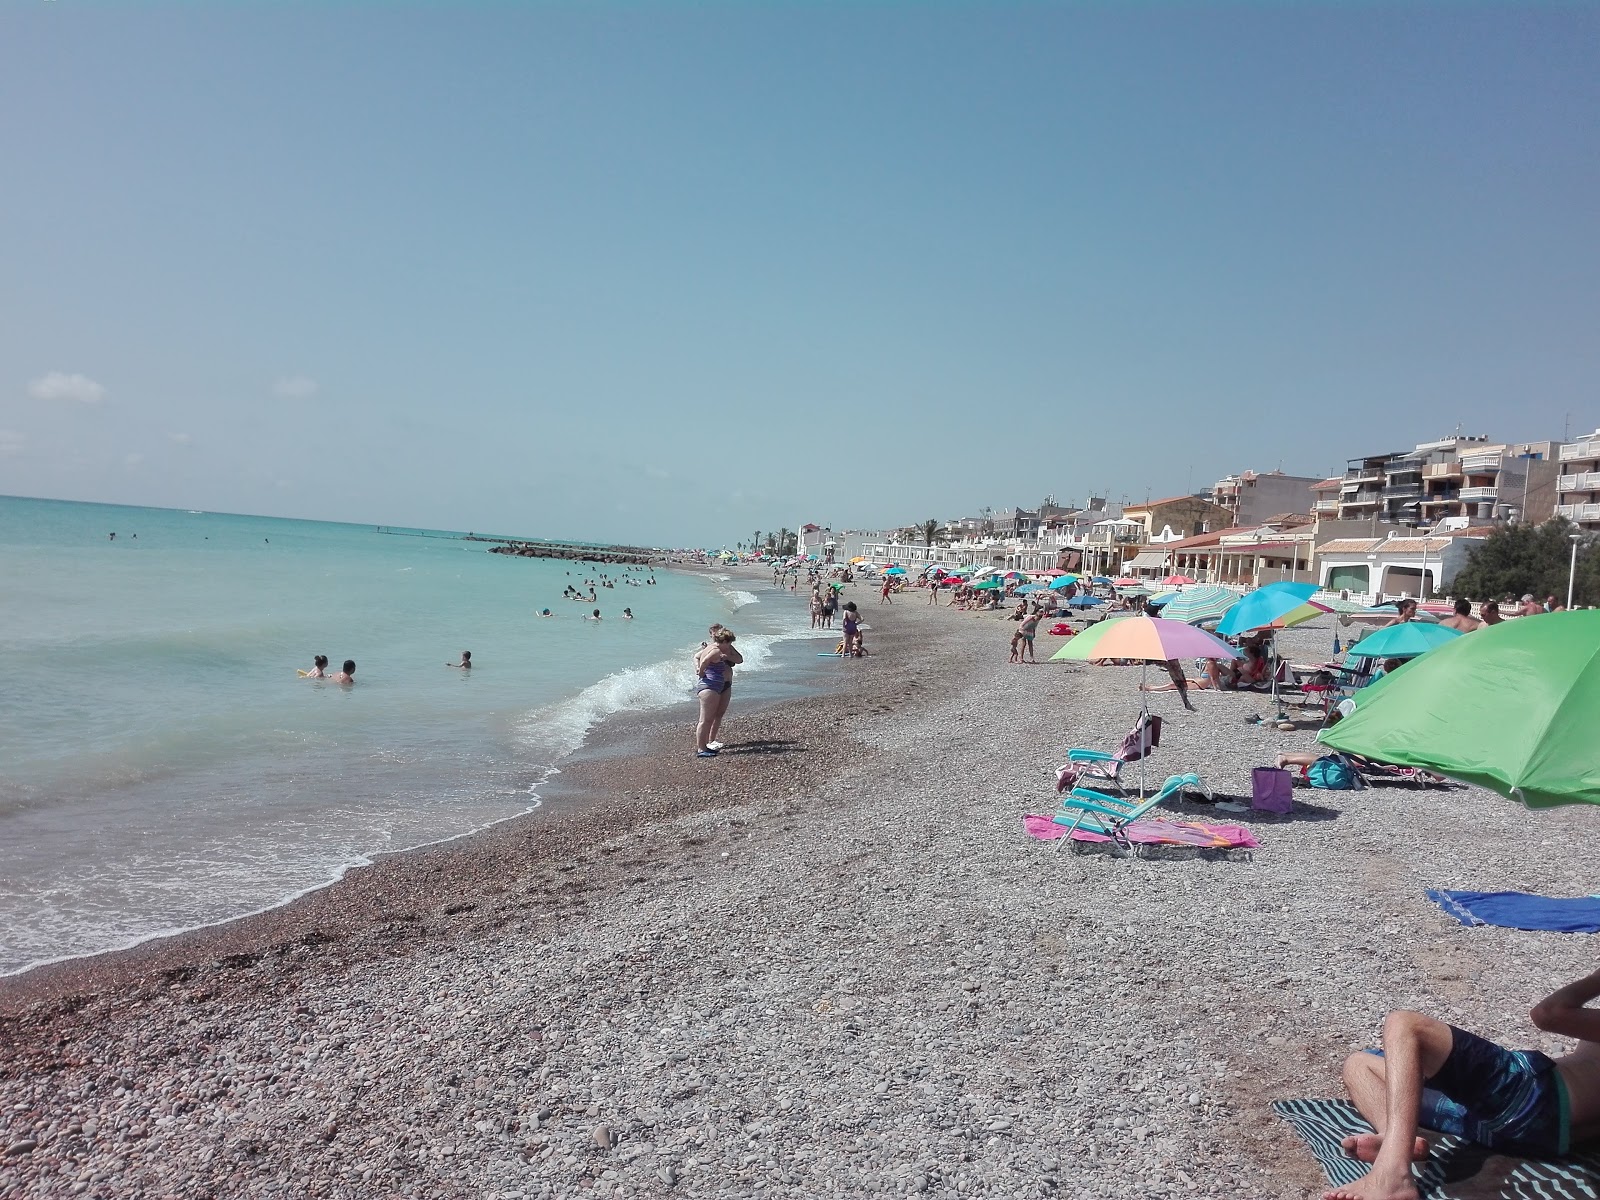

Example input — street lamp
[1569,534,1582,610]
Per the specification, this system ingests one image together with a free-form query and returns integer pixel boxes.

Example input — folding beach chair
[1055,713,1162,797]
[1052,772,1210,852]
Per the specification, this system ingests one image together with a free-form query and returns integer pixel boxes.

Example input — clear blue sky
[3,2,1596,546]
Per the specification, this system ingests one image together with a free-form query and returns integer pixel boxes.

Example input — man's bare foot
[1339,1134,1429,1164]
[1322,1170,1418,1200]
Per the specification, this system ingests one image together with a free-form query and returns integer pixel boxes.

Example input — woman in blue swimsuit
[693,628,742,757]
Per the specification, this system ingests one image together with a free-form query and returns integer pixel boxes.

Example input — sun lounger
[1055,713,1161,796]
[1051,772,1209,852]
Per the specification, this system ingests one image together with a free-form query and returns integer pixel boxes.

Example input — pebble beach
[2,579,1596,1200]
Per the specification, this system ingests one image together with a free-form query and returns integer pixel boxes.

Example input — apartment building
[1418,440,1559,524]
[1336,435,1556,526]
[1556,428,1600,531]
[1210,470,1322,527]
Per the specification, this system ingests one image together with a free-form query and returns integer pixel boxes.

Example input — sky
[2,2,1597,547]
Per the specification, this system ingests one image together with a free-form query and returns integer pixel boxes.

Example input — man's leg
[1325,1011,1453,1200]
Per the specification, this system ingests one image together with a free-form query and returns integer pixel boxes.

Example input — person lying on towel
[1323,968,1600,1200]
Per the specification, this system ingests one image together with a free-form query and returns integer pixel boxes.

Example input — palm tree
[923,519,938,547]
[753,530,762,555]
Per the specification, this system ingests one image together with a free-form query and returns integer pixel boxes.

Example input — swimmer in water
[301,654,329,678]
[447,650,472,669]
[539,608,554,617]
[587,609,602,620]
[622,608,634,619]
[328,659,356,683]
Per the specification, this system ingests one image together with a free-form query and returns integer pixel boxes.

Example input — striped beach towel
[1273,1097,1600,1198]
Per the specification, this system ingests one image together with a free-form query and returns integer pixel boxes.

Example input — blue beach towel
[1275,1097,1600,1198]
[1427,890,1600,934]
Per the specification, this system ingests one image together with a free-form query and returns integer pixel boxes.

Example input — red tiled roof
[1310,477,1343,492]
[1123,495,1207,511]
[1161,530,1227,551]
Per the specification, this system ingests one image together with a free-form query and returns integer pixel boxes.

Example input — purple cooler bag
[1251,766,1294,814]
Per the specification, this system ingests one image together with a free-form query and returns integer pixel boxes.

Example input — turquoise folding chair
[1052,772,1208,853]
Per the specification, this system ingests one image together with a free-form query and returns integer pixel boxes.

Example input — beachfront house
[1314,530,1485,603]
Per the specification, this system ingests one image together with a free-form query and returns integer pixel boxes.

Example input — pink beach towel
[1022,813,1259,850]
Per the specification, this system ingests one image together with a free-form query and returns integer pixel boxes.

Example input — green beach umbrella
[1344,621,1462,660]
[1320,611,1600,808]
[973,578,1005,591]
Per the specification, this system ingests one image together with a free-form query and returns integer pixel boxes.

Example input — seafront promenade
[1,579,1594,1198]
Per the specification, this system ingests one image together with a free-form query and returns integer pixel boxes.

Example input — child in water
[447,651,472,669]
[301,654,329,678]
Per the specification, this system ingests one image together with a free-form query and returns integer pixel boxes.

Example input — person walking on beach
[1321,968,1600,1200]
[880,576,893,604]
[810,588,824,628]
[328,659,356,684]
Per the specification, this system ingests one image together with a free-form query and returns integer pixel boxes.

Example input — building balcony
[1458,452,1503,472]
[1384,484,1423,499]
[1557,503,1600,523]
[1313,498,1340,513]
[1459,486,1499,502]
[1559,441,1600,462]
[1343,470,1384,485]
[1340,496,1382,510]
[1424,463,1462,479]
[1557,471,1600,493]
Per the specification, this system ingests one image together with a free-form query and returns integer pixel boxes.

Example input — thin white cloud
[0,430,24,457]
[273,375,319,399]
[168,432,193,445]
[28,371,106,405]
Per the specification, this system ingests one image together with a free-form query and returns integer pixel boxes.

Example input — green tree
[1450,517,1600,606]
[923,519,939,547]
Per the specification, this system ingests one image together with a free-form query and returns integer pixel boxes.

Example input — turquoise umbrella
[1049,575,1079,590]
[1321,611,1600,808]
[1345,622,1462,660]
[1215,582,1318,636]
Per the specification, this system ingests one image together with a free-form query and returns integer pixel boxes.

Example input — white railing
[1559,441,1600,462]
[1557,471,1600,492]
[1459,452,1502,472]
[1558,502,1600,522]
[1458,486,1499,501]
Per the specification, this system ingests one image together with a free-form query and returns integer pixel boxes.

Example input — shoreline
[4,588,1596,1198]
[0,568,823,1008]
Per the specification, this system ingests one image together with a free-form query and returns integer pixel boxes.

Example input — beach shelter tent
[1320,611,1600,808]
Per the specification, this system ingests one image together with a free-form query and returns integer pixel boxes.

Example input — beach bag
[1308,754,1360,791]
[1250,767,1294,814]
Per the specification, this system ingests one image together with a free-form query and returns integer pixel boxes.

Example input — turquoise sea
[0,496,818,976]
